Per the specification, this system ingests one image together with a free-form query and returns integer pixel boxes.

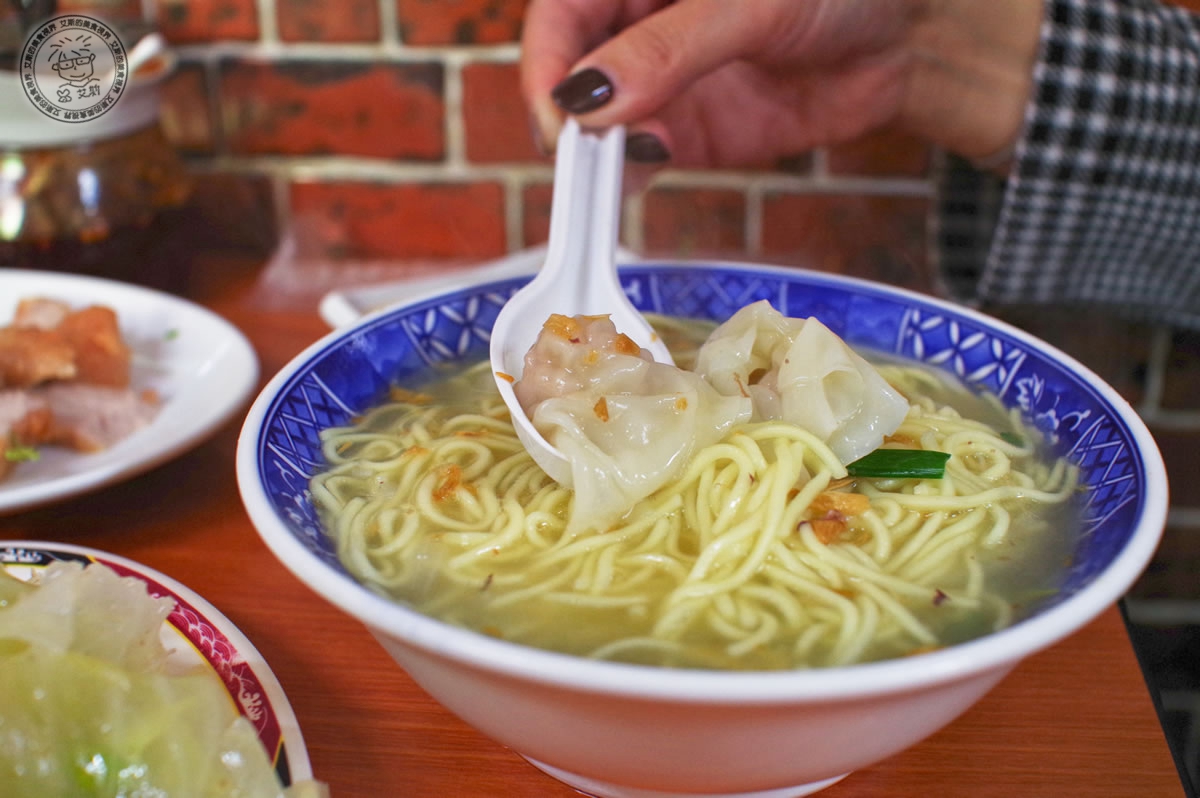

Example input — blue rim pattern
[256,264,1146,607]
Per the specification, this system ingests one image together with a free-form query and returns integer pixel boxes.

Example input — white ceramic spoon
[489,119,674,485]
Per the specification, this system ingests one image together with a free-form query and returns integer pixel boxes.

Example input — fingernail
[625,132,670,163]
[551,68,614,114]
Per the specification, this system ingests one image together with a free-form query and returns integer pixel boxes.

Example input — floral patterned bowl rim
[238,259,1168,701]
[0,541,312,785]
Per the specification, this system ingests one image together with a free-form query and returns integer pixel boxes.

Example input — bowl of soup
[236,260,1167,798]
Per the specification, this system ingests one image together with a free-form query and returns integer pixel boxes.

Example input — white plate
[317,245,643,327]
[0,541,313,785]
[0,270,259,514]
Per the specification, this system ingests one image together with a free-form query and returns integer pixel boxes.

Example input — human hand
[521,0,1042,171]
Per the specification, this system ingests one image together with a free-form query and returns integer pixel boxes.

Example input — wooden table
[0,255,1186,798]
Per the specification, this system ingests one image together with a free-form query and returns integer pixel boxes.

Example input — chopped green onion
[846,449,950,479]
[1000,431,1024,447]
[164,328,180,341]
[4,446,39,463]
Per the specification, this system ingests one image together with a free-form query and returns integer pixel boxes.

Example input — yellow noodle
[311,357,1081,670]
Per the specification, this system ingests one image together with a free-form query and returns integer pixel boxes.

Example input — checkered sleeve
[939,0,1200,329]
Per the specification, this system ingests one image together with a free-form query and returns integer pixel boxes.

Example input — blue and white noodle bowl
[237,261,1167,798]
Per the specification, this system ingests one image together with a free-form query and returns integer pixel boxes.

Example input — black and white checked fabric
[939,0,1200,330]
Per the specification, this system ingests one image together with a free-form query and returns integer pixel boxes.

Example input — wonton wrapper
[518,315,751,532]
[696,300,909,465]
[534,359,751,532]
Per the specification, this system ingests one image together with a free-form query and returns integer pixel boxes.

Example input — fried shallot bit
[810,491,871,517]
[389,386,434,404]
[806,518,848,545]
[495,371,515,383]
[883,432,919,447]
[824,476,856,492]
[593,397,610,422]
[674,396,688,412]
[613,333,641,355]
[544,313,582,341]
[515,314,655,411]
[904,644,942,657]
[433,463,464,502]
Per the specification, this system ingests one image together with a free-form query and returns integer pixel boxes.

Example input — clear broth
[316,315,1080,670]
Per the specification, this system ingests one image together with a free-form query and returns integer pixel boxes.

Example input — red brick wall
[0,0,936,287]
[149,0,935,285]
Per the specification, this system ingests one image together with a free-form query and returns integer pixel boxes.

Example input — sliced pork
[1,298,155,482]
[13,298,72,330]
[53,306,131,387]
[36,383,158,452]
[0,302,131,389]
[0,328,78,388]
[0,389,52,481]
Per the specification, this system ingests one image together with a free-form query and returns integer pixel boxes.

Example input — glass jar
[0,26,189,282]
[0,124,190,277]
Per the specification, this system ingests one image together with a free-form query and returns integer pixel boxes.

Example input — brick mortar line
[503,176,525,251]
[172,41,522,62]
[185,156,936,197]
[186,155,553,182]
[255,0,279,44]
[443,56,466,168]
[656,169,936,197]
[270,172,292,242]
[811,148,830,181]
[378,0,400,46]
[623,192,645,252]
[744,184,763,258]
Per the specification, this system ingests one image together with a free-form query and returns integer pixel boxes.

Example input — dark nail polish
[625,132,670,164]
[551,68,614,114]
